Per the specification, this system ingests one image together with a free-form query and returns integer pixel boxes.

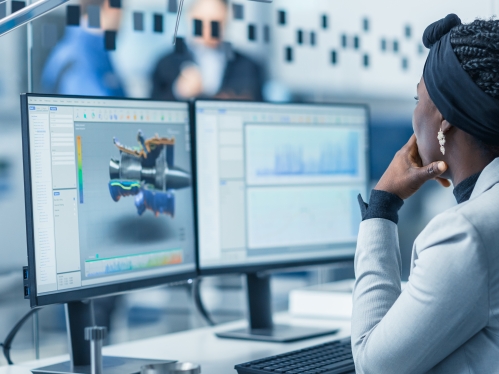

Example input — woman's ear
[441,119,453,134]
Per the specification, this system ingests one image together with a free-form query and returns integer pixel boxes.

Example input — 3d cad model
[108,131,191,217]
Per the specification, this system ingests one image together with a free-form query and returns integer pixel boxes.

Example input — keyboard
[235,337,355,374]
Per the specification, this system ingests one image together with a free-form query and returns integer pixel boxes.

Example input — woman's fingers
[435,177,451,188]
[414,161,447,185]
[375,134,448,200]
[407,134,423,166]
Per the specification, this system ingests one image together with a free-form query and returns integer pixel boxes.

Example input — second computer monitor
[195,101,369,275]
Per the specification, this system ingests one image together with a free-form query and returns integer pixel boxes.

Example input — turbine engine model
[108,131,191,217]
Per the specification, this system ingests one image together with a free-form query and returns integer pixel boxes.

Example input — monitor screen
[23,95,196,305]
[195,101,369,273]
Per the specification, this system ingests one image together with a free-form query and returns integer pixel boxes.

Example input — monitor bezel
[21,93,198,308]
[192,99,371,277]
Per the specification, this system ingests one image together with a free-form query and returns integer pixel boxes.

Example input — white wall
[265,0,493,99]
[113,0,497,99]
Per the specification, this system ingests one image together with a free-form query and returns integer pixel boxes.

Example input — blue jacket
[41,27,125,97]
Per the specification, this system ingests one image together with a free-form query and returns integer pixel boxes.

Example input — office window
[363,18,369,31]
[167,0,177,13]
[278,10,286,25]
[248,24,257,41]
[405,25,412,38]
[285,46,293,62]
[133,12,144,31]
[331,50,338,65]
[87,5,100,28]
[11,1,25,12]
[353,36,360,49]
[341,34,347,48]
[310,32,316,46]
[297,30,303,45]
[402,57,409,70]
[381,38,387,51]
[322,14,328,29]
[211,21,220,38]
[393,40,399,53]
[194,19,202,36]
[66,5,80,26]
[233,3,244,20]
[104,30,117,50]
[154,14,163,33]
[0,2,6,19]
[87,5,100,29]
[264,25,270,43]
[363,54,369,67]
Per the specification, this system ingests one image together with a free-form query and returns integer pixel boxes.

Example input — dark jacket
[151,39,264,101]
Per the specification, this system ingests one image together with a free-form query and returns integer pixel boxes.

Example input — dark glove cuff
[357,190,404,224]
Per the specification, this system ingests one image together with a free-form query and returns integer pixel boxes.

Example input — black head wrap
[423,14,499,145]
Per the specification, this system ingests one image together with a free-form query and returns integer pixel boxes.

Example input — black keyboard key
[254,364,268,369]
[321,358,354,371]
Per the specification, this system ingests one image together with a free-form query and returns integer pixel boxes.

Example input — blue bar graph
[246,125,362,185]
[258,132,359,177]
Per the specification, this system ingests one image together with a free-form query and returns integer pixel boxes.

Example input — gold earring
[437,129,446,155]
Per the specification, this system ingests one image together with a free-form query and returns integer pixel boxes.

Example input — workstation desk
[0,313,351,374]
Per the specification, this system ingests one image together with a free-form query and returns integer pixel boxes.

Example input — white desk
[0,314,351,374]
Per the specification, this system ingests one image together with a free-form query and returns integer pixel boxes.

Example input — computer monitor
[21,94,197,373]
[194,100,369,342]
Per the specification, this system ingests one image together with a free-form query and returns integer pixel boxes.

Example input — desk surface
[0,314,351,374]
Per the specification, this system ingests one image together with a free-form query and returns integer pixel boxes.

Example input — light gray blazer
[352,158,499,374]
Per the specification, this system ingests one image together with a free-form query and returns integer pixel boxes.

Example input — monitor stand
[216,273,339,343]
[32,301,174,374]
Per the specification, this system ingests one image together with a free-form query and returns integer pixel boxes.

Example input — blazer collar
[470,157,499,200]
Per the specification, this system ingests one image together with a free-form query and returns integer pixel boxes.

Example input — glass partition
[0,0,495,364]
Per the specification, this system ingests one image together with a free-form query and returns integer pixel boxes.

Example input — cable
[1,308,40,365]
[172,0,185,45]
[192,278,216,326]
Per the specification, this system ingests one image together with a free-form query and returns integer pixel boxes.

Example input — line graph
[246,125,363,185]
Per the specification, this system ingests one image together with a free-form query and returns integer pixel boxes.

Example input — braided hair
[450,19,499,155]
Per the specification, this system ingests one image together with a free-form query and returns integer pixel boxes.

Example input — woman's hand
[375,135,451,200]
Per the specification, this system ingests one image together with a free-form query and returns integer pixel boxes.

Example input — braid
[450,19,499,154]
[450,19,499,99]
[452,46,489,58]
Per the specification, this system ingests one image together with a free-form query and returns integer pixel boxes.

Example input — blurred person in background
[41,0,125,96]
[151,0,264,101]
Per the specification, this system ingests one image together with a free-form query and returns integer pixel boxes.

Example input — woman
[352,14,499,373]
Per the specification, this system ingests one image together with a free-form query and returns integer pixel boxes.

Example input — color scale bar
[84,249,183,277]
[76,136,83,203]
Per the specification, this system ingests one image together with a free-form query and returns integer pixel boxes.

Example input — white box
[289,279,407,320]
[289,280,355,320]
